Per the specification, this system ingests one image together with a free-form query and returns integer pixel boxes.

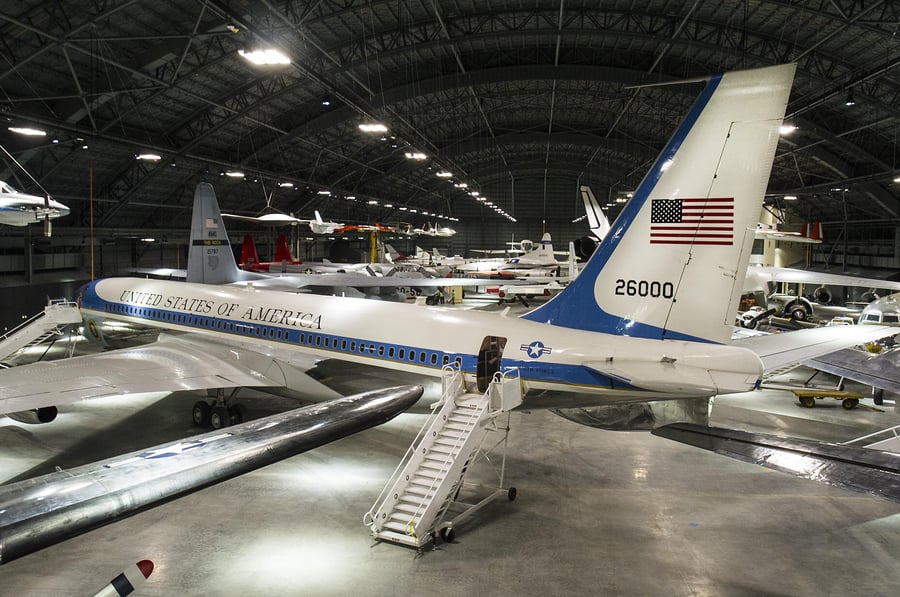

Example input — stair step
[395,502,424,514]
[406,485,435,498]
[374,529,425,547]
[399,494,430,508]
[420,460,449,472]
[383,520,413,533]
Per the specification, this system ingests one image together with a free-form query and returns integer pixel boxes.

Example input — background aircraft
[0,180,69,232]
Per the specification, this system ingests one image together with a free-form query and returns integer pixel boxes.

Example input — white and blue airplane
[0,180,69,231]
[1,64,894,429]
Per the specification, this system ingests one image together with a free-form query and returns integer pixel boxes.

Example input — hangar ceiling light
[238,48,290,65]
[8,126,46,136]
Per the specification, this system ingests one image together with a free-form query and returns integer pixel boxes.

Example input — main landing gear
[192,388,247,429]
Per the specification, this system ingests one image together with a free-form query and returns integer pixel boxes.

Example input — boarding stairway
[0,298,81,363]
[364,364,523,549]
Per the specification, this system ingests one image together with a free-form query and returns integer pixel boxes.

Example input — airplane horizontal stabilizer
[805,347,900,394]
[733,324,898,378]
[0,385,422,564]
[652,422,900,503]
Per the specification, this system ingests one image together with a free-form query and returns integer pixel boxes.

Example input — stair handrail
[363,364,464,528]
[403,378,495,536]
[0,298,78,344]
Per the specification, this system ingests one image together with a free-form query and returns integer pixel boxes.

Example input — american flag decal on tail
[650,198,734,245]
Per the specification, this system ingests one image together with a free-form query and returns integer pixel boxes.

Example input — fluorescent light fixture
[780,124,798,135]
[384,203,393,208]
[409,209,417,213]
[784,195,798,200]
[278,182,294,188]
[404,152,427,160]
[399,207,407,211]
[454,183,468,188]
[238,48,290,65]
[358,123,388,133]
[317,190,331,195]
[140,237,156,242]
[136,153,161,161]
[894,177,900,183]
[225,170,244,177]
[469,191,479,197]
[368,200,378,205]
[346,195,356,200]
[436,171,453,178]
[8,126,46,136]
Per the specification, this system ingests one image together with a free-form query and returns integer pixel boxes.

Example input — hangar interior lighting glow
[8,126,46,136]
[238,48,290,65]
[136,153,161,161]
[358,123,388,133]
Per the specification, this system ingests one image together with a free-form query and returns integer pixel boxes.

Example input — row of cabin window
[113,304,462,367]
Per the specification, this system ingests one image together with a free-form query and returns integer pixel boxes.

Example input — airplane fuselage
[79,277,764,405]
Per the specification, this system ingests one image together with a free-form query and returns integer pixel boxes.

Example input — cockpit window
[864,313,881,322]
[882,314,899,324]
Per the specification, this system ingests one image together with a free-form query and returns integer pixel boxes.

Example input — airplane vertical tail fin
[240,234,260,267]
[580,185,611,241]
[186,183,242,284]
[274,234,294,262]
[523,64,796,344]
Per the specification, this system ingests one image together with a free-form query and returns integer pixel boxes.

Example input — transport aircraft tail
[274,234,294,262]
[523,64,796,345]
[580,185,611,241]
[240,234,260,267]
[186,183,243,284]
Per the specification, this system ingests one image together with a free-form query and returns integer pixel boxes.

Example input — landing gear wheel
[228,404,247,425]
[439,527,455,543]
[874,388,884,406]
[507,487,518,501]
[192,401,211,426]
[210,406,230,429]
[842,398,859,410]
[799,396,815,408]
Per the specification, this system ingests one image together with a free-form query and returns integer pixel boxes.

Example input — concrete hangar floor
[1,300,899,595]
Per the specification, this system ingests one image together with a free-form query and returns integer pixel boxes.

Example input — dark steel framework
[0,1,898,252]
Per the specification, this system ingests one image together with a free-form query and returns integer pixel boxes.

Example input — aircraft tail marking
[186,183,242,284]
[523,64,796,344]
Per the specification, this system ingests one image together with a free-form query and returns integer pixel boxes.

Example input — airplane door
[476,336,507,392]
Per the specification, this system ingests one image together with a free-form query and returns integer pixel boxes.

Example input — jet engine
[7,406,58,424]
[573,235,597,260]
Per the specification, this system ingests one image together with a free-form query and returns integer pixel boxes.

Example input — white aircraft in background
[222,208,344,235]
[0,180,69,233]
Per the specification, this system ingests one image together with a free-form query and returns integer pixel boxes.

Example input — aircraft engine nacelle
[552,397,711,431]
[7,406,58,424]
[573,235,597,260]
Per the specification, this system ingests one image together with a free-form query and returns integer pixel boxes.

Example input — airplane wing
[652,423,900,503]
[731,325,897,378]
[247,272,535,290]
[0,333,339,416]
[0,385,422,564]
[221,212,308,225]
[805,346,900,394]
[748,266,900,292]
